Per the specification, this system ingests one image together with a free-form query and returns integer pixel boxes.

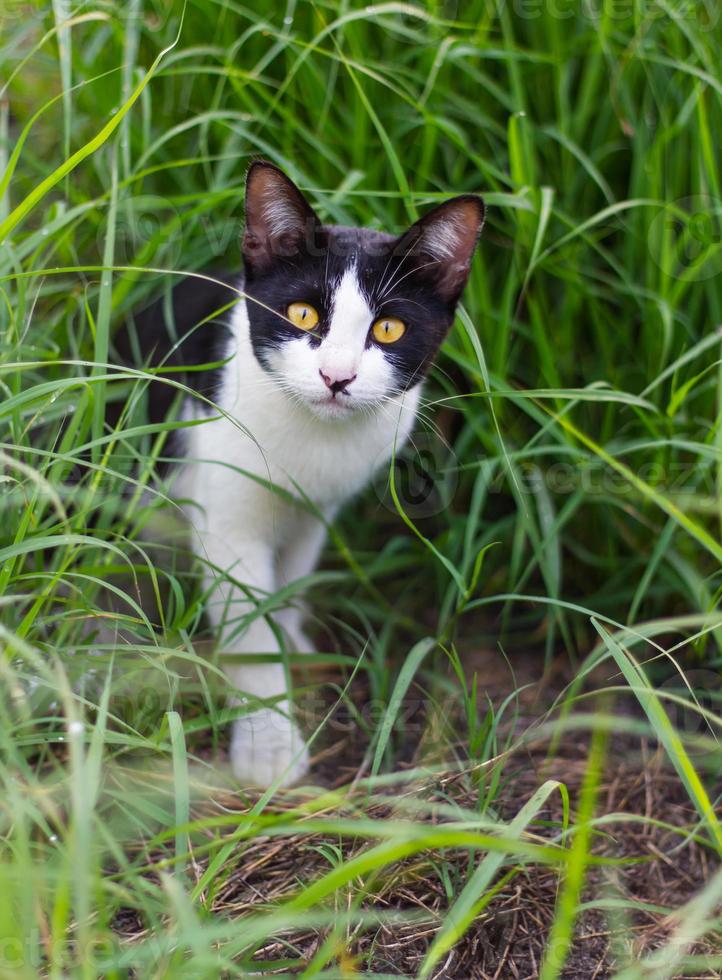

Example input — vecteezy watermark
[493,0,719,28]
[10,455,716,522]
[100,195,184,281]
[648,196,722,283]
[297,692,428,735]
[372,430,459,519]
[385,0,719,29]
[0,932,117,972]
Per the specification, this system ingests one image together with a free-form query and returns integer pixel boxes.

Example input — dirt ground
[112,647,722,978]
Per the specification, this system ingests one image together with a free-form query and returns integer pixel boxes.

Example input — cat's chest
[225,390,417,505]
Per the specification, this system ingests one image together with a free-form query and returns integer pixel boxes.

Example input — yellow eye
[287,302,319,331]
[372,317,406,344]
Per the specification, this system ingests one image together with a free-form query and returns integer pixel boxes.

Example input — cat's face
[242,162,484,421]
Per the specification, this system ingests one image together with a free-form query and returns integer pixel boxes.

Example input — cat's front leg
[226,627,310,789]
[199,531,310,788]
[274,509,331,653]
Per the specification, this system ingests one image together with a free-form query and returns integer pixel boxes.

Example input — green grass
[1,0,722,976]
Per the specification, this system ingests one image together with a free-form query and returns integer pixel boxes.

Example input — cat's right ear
[242,162,321,276]
[395,195,485,305]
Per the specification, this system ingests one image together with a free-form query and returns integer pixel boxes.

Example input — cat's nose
[320,370,356,395]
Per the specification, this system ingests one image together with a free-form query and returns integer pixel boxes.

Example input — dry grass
[109,654,722,979]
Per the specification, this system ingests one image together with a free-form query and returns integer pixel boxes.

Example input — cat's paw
[229,707,310,788]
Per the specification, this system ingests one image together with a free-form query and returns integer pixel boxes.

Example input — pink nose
[320,370,356,395]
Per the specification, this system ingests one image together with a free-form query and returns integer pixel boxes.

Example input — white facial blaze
[264,260,397,420]
[320,265,373,381]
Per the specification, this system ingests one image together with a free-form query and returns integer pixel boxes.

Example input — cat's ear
[396,195,485,303]
[242,161,321,275]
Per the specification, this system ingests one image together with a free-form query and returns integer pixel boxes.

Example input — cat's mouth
[307,393,356,418]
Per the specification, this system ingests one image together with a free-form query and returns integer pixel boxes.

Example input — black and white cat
[132,162,484,787]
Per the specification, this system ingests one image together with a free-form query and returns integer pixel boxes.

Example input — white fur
[261,194,300,235]
[421,216,462,259]
[175,271,420,788]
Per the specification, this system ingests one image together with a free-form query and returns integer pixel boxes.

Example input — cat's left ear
[397,195,485,303]
[242,161,322,276]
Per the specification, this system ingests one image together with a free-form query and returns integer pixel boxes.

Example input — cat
[126,161,484,787]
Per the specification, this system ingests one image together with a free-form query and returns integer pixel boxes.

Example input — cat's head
[241,161,484,421]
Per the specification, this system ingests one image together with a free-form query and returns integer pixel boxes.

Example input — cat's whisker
[323,241,332,307]
[373,243,408,303]
[376,258,439,302]
[382,383,450,443]
[374,233,430,301]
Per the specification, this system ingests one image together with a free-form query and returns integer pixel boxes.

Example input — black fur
[112,273,239,428]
